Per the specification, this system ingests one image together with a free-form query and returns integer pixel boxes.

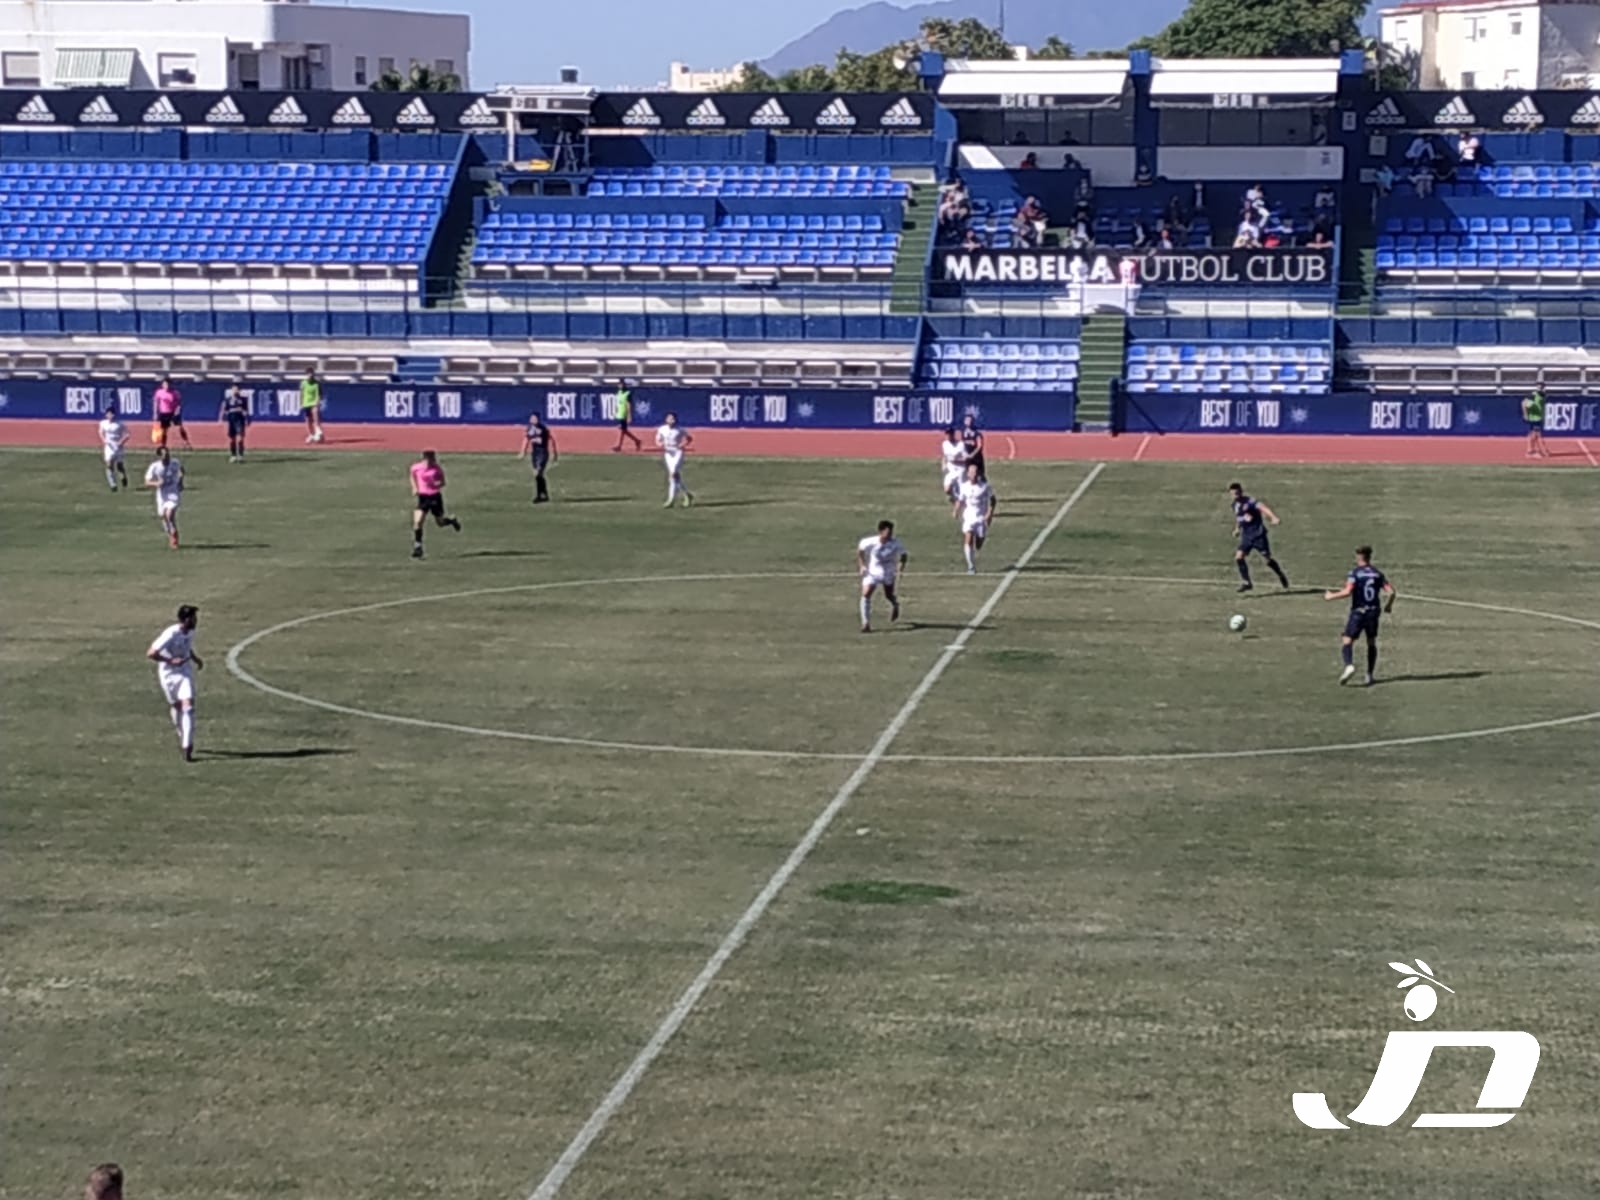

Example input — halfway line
[523,461,1107,1200]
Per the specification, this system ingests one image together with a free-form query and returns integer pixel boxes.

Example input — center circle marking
[226,571,1600,764]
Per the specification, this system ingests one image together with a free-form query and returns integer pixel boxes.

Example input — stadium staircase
[1338,219,1377,316]
[890,182,937,314]
[1073,314,1124,428]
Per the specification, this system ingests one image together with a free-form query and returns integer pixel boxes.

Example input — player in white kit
[938,427,967,501]
[953,462,997,574]
[655,412,695,508]
[98,405,130,491]
[142,444,185,549]
[857,519,908,633]
[147,604,203,762]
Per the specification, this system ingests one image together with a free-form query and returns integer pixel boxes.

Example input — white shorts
[158,671,195,706]
[663,450,684,475]
[155,490,180,516]
[104,446,124,465]
[863,572,897,591]
[962,515,988,538]
[943,468,963,493]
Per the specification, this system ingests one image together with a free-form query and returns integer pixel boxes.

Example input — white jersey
[940,438,966,479]
[657,424,688,452]
[858,535,906,582]
[145,457,184,511]
[957,478,994,532]
[99,417,129,458]
[149,623,196,678]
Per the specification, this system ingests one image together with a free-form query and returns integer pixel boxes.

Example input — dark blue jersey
[222,391,249,418]
[1232,495,1264,529]
[1348,565,1389,611]
[525,421,551,453]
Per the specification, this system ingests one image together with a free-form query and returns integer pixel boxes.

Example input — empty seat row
[1377,250,1600,270]
[1383,215,1582,235]
[592,165,894,181]
[920,360,1078,390]
[1129,342,1330,365]
[588,180,908,198]
[1126,362,1329,394]
[926,341,1081,363]
[0,160,450,179]
[473,246,896,268]
[1380,235,1600,251]
[477,232,896,250]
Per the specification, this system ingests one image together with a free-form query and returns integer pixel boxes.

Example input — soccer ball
[1229,614,1248,633]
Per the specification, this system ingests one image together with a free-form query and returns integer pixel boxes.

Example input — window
[281,55,309,91]
[378,56,395,76]
[433,58,455,77]
[1503,68,1521,86]
[2,51,42,86]
[1509,14,1522,35]
[158,53,198,87]
[236,50,260,90]
[1461,70,1477,88]
[354,54,367,86]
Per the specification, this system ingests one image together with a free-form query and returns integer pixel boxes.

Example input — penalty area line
[522,461,1106,1200]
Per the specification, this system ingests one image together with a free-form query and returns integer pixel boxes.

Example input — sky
[379,0,870,90]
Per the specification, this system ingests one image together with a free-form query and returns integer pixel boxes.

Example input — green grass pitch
[4,448,1598,1199]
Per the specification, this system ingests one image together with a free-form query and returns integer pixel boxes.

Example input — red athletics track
[1,418,1598,466]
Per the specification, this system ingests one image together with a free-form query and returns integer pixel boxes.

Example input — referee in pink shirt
[410,449,462,559]
[153,376,193,450]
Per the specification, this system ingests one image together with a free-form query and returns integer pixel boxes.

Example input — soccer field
[4,448,1598,1200]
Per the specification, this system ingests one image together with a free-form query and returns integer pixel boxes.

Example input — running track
[3,418,1597,466]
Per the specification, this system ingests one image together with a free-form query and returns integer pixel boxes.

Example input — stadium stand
[1125,342,1331,394]
[584,164,908,198]
[917,340,1080,392]
[0,160,450,270]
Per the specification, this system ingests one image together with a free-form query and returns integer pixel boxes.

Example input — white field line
[522,462,1107,1200]
[1133,434,1152,462]
[1577,439,1599,468]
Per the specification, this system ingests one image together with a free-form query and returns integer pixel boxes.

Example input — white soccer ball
[1229,614,1248,633]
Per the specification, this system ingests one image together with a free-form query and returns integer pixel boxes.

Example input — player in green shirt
[1521,384,1548,459]
[611,381,642,453]
[301,370,324,444]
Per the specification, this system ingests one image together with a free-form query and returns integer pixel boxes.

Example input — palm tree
[371,62,462,93]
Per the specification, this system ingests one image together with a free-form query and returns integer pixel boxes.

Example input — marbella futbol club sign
[935,247,1335,287]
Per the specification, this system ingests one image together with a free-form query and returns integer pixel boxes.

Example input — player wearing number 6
[1325,545,1396,686]
[147,604,203,762]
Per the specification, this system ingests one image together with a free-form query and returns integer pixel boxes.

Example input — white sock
[106,468,117,487]
[169,705,182,733]
[666,479,677,502]
[179,708,194,751]
[964,543,975,570]
[860,595,871,626]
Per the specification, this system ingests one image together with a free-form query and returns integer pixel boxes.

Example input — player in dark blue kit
[1228,481,1290,592]
[1324,545,1396,686]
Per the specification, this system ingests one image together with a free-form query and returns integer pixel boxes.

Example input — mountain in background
[762,0,1187,71]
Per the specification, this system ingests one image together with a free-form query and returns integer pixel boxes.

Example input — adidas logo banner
[1432,94,1475,125]
[749,97,789,126]
[815,97,856,127]
[1502,94,1544,126]
[1571,94,1600,125]
[16,93,56,124]
[396,97,435,125]
[204,95,246,124]
[268,96,307,125]
[1364,96,1405,126]
[331,97,371,125]
[142,95,182,124]
[685,97,725,127]
[78,94,120,125]
[879,96,921,127]
[458,97,498,126]
[620,97,660,126]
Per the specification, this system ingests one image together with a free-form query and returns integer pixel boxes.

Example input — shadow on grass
[1372,671,1490,686]
[460,549,544,559]
[205,748,351,760]
[186,542,272,551]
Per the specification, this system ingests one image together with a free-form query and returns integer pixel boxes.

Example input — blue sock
[1341,643,1353,667]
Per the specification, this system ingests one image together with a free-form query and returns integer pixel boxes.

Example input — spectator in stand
[961,227,985,250]
[1163,193,1191,245]
[1130,216,1150,249]
[1019,151,1038,170]
[1157,224,1175,251]
[1309,227,1333,249]
[1070,214,1092,249]
[1243,183,1270,225]
[1234,214,1261,248]
[1456,131,1481,166]
[1373,163,1395,196]
[1314,184,1337,212]
[1404,135,1437,168]
[1192,180,1206,211]
[1019,195,1048,242]
[85,1164,124,1200]
[1010,211,1037,248]
[1411,164,1435,197]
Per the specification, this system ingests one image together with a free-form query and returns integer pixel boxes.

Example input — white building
[0,0,470,92]
[1380,0,1600,90]
[667,61,743,92]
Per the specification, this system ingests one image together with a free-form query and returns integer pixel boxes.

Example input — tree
[833,45,919,92]
[921,16,1015,60]
[1363,37,1417,91]
[1033,35,1075,60]
[1146,0,1366,59]
[371,62,462,93]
